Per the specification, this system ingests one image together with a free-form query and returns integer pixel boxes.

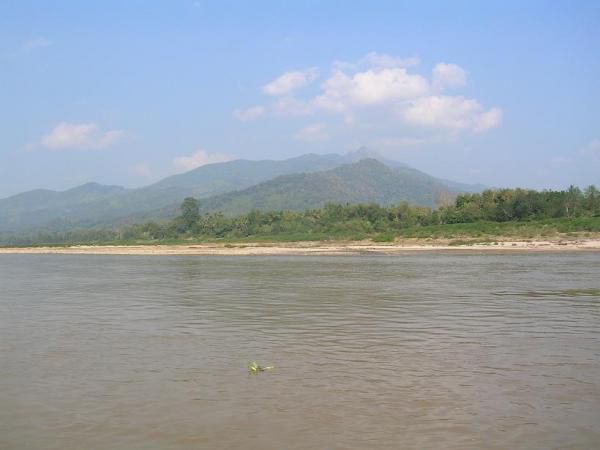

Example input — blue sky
[1,0,599,198]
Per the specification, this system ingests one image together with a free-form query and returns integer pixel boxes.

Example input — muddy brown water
[1,254,599,449]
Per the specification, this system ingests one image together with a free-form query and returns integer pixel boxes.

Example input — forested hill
[0,152,480,234]
[148,153,349,195]
[198,159,452,215]
[0,183,127,233]
[0,153,350,233]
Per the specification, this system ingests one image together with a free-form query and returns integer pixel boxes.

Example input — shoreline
[1,238,600,256]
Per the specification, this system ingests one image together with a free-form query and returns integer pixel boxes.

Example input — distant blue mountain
[0,150,484,233]
[197,158,457,216]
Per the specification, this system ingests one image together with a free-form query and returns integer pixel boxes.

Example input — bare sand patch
[1,239,599,256]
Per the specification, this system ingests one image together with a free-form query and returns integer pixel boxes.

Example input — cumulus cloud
[401,96,502,132]
[314,68,429,112]
[172,149,234,172]
[41,122,126,150]
[295,123,329,141]
[262,67,319,96]
[233,106,265,122]
[474,107,503,132]
[233,52,502,135]
[432,63,466,90]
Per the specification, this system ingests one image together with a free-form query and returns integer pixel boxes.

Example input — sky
[1,0,599,198]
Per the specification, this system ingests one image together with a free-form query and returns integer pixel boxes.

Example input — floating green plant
[248,361,274,374]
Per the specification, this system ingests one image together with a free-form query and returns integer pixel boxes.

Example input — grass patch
[372,232,396,243]
[2,217,599,247]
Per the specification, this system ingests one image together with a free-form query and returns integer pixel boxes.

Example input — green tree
[564,185,582,218]
[584,185,600,215]
[180,197,200,231]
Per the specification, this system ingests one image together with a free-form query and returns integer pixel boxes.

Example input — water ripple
[1,253,599,449]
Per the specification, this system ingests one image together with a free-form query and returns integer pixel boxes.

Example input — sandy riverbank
[1,238,600,256]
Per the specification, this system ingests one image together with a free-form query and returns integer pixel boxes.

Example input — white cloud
[432,63,467,90]
[474,107,503,132]
[234,53,502,136]
[233,106,265,122]
[172,149,234,172]
[361,52,421,68]
[263,67,319,96]
[23,37,52,50]
[41,122,126,150]
[295,123,329,142]
[95,130,127,147]
[401,96,502,132]
[314,68,429,112]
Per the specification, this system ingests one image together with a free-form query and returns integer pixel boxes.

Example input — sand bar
[1,239,600,256]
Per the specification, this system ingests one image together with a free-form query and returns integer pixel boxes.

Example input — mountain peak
[65,182,125,194]
[0,151,483,234]
[348,158,389,169]
[344,147,383,161]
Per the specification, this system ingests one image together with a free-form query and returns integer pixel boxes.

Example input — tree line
[2,185,599,246]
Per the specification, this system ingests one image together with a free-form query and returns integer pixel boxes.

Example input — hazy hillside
[198,159,453,216]
[148,153,348,195]
[0,154,348,233]
[0,151,482,234]
[0,183,127,232]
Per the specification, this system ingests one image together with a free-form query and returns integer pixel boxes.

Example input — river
[1,253,599,449]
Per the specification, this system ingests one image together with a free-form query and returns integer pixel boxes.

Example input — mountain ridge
[0,151,484,234]
[196,159,450,216]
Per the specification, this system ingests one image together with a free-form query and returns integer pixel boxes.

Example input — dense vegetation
[197,159,452,215]
[0,156,481,233]
[2,185,599,246]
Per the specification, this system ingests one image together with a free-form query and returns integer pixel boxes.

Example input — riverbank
[1,238,600,255]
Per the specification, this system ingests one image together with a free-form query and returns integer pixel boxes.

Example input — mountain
[0,182,123,212]
[0,154,347,233]
[0,151,482,234]
[198,159,453,215]
[147,153,348,196]
[0,183,126,233]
